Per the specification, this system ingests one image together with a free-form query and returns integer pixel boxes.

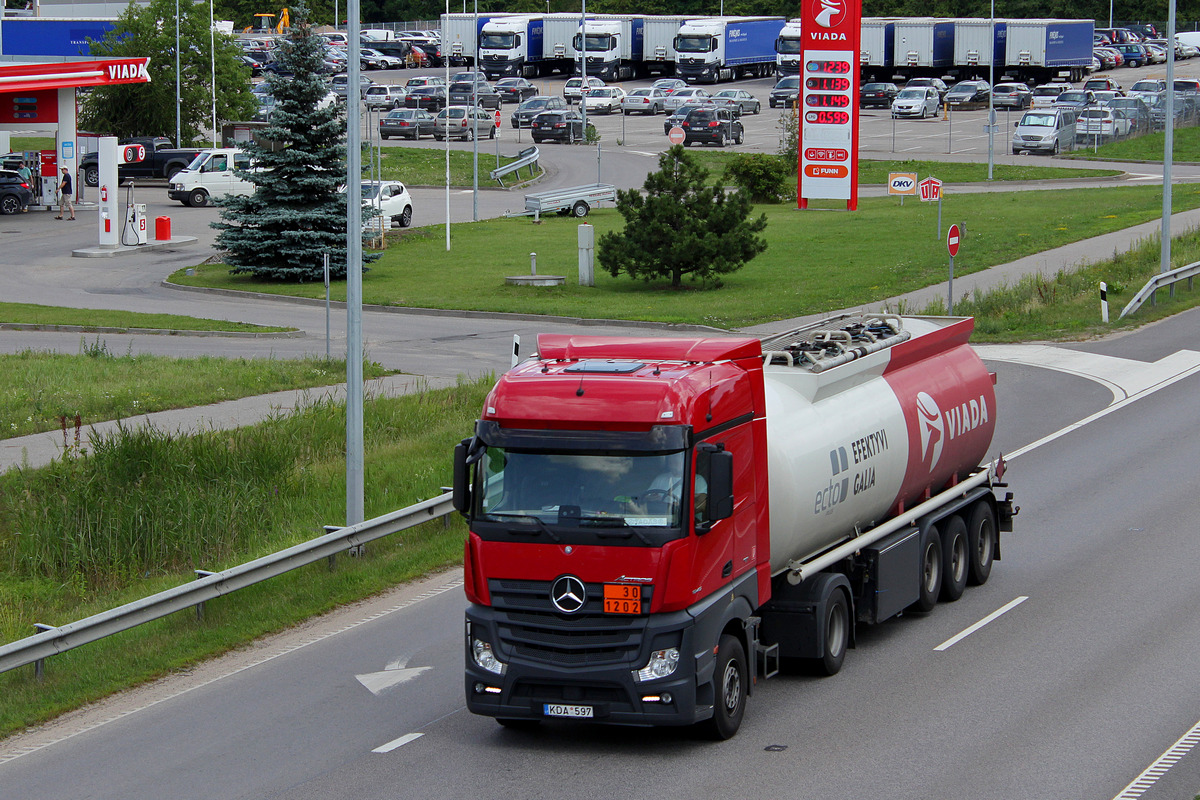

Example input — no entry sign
[946,224,961,257]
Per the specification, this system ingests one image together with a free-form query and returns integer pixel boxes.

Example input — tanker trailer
[453,314,1016,738]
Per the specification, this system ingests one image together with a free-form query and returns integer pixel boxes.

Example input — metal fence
[0,493,456,677]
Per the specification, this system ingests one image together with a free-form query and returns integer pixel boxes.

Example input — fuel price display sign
[797,0,862,210]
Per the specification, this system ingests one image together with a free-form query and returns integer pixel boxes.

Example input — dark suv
[680,107,743,147]
[531,109,585,144]
[511,95,567,128]
[769,76,800,108]
[0,169,33,215]
[448,80,502,110]
[405,85,448,111]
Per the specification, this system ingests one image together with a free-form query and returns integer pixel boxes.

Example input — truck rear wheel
[966,501,997,586]
[912,525,942,612]
[84,165,99,187]
[939,515,969,602]
[702,634,747,740]
[813,590,849,676]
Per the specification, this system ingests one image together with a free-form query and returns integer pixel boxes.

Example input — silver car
[891,87,941,118]
[710,89,760,115]
[663,87,710,111]
[433,106,498,141]
[621,87,669,115]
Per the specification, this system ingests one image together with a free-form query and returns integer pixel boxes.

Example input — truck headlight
[472,638,507,675]
[632,647,679,682]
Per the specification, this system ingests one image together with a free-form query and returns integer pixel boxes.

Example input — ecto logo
[812,0,846,28]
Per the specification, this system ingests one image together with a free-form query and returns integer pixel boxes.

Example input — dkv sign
[887,173,917,196]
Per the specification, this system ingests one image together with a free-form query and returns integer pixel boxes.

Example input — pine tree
[212,6,375,281]
[598,145,768,289]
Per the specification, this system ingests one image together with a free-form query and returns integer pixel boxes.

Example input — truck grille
[489,579,651,667]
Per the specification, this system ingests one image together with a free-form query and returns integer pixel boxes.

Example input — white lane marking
[1112,718,1200,799]
[934,596,1027,651]
[356,657,434,696]
[629,150,659,157]
[372,732,424,754]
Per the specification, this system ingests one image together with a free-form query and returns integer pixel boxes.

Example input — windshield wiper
[486,512,560,542]
[580,517,654,545]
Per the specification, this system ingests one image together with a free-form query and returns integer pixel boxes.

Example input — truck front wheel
[939,515,969,602]
[703,634,747,740]
[188,189,208,208]
[814,591,849,676]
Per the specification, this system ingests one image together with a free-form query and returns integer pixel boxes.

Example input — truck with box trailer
[1003,18,1095,84]
[641,15,694,76]
[441,12,518,67]
[892,17,957,72]
[538,13,585,76]
[859,17,899,82]
[674,16,785,83]
[454,314,1016,738]
[574,15,645,82]
[479,14,545,79]
[951,18,1007,77]
[774,19,802,77]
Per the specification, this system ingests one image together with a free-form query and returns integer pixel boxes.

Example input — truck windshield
[776,37,803,54]
[480,33,516,49]
[476,448,687,532]
[675,35,714,53]
[185,152,210,171]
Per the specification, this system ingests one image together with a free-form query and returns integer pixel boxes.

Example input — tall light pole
[1163,0,1176,280]
[987,0,994,180]
[175,0,181,147]
[209,0,217,146]
[346,0,365,528]
[579,0,587,143]
[445,0,451,250]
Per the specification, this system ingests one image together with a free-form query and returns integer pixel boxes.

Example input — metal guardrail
[1119,259,1200,319]
[0,493,455,676]
[489,145,539,187]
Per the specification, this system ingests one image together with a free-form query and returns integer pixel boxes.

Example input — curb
[0,322,304,338]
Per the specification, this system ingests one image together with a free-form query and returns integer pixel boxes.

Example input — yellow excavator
[245,8,289,34]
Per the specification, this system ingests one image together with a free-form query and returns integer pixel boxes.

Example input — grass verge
[0,301,295,334]
[172,184,1200,329]
[1,348,391,439]
[1062,124,1200,162]
[0,378,490,738]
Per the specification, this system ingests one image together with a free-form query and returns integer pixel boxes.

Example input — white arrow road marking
[975,345,1200,403]
[356,656,432,696]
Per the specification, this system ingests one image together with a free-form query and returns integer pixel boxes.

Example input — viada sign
[798,0,861,209]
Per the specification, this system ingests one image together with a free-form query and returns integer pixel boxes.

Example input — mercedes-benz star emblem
[551,575,587,614]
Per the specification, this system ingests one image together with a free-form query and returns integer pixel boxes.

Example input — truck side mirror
[708,450,734,522]
[452,440,472,515]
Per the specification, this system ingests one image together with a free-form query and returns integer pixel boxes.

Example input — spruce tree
[212,6,375,281]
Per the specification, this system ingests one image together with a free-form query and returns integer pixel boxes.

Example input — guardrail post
[193,571,216,621]
[324,526,340,569]
[32,624,56,680]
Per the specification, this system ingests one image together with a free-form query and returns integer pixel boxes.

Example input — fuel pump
[121,182,147,245]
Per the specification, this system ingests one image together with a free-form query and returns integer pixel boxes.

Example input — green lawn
[172,184,1200,329]
[1062,124,1200,162]
[0,302,294,334]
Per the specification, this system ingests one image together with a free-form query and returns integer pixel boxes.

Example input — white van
[1011,108,1077,155]
[168,148,255,207]
[360,29,396,42]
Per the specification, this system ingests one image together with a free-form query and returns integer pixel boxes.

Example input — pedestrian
[56,166,75,220]
[15,162,32,185]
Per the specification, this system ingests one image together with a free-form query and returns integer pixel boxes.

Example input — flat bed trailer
[508,183,617,218]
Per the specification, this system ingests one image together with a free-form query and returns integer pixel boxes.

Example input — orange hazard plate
[603,583,643,614]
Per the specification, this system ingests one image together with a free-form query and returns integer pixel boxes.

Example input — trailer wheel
[571,200,589,218]
[702,634,747,740]
[814,590,849,676]
[966,501,997,586]
[939,515,969,602]
[912,525,942,612]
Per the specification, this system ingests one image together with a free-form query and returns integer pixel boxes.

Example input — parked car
[563,75,605,104]
[1084,76,1122,92]
[1111,42,1151,67]
[494,77,537,104]
[531,109,585,143]
[621,87,670,115]
[664,103,714,134]
[1091,90,1123,105]
[448,80,502,109]
[1095,46,1124,68]
[769,76,800,108]
[379,107,437,139]
[859,81,899,108]
[405,85,448,111]
[1012,108,1076,154]
[1144,43,1168,64]
[0,169,33,215]
[433,106,498,141]
[405,75,446,88]
[581,86,626,114]
[1127,78,1167,99]
[710,88,759,114]
[992,82,1033,109]
[678,106,743,147]
[364,84,406,110]
[1031,82,1072,107]
[360,48,403,70]
[1173,78,1200,96]
[360,180,413,228]
[652,78,688,94]
[1105,96,1152,132]
[331,73,374,100]
[510,95,568,128]
[1148,92,1199,129]
[1054,89,1097,110]
[664,86,711,111]
[451,71,486,83]
[903,77,949,100]
[1075,106,1133,142]
[891,86,941,118]
[945,80,990,107]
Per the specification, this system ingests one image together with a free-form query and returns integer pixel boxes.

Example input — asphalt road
[4,58,1200,799]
